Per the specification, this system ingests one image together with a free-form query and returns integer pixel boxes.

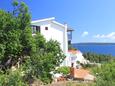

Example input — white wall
[31,20,67,54]
[49,23,64,51]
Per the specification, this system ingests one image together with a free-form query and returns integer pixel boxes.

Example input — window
[45,27,48,30]
[31,25,40,34]
[31,26,36,34]
[36,26,40,32]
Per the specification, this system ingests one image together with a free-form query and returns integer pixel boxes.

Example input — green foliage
[0,44,5,60]
[20,28,36,55]
[0,0,33,69]
[92,61,115,86]
[5,30,22,57]
[24,53,53,83]
[0,0,35,84]
[56,66,70,75]
[0,70,27,86]
[81,63,97,69]
[34,33,46,49]
[83,52,114,63]
[23,34,65,83]
[45,40,65,66]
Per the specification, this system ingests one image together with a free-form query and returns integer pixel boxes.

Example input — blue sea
[72,43,115,56]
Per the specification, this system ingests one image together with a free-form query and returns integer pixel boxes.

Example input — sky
[1,0,115,43]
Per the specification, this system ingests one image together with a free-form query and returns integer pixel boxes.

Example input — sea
[72,43,115,56]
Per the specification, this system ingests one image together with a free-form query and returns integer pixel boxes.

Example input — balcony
[67,27,74,41]
[68,31,72,41]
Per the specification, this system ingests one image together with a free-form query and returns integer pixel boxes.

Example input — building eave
[51,21,65,28]
[31,17,55,24]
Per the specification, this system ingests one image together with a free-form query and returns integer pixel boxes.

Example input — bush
[56,66,70,75]
[22,38,65,84]
[0,70,27,86]
[92,61,115,86]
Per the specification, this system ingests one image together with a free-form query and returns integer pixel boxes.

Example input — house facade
[31,17,73,66]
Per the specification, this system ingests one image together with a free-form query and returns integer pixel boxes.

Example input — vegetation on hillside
[92,61,115,86]
[83,52,114,63]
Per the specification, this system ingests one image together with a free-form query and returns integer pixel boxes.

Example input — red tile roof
[68,50,81,54]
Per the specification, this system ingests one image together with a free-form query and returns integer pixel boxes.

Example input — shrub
[0,70,27,86]
[56,66,70,75]
[92,61,115,86]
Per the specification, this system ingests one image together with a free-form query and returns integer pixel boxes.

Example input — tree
[0,1,35,69]
[24,34,65,83]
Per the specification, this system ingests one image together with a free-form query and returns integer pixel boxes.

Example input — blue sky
[1,0,115,43]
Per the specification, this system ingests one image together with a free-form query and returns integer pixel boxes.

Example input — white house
[31,17,73,66]
[67,50,89,67]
